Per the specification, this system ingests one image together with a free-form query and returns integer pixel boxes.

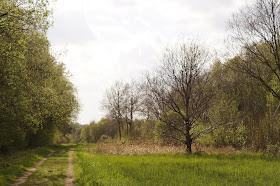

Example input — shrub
[99,134,113,143]
[266,142,280,156]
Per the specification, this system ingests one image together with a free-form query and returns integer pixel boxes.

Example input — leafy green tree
[0,0,79,150]
[81,125,92,143]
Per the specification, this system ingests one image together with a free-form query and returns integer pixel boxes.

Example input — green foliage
[77,119,118,143]
[266,142,280,156]
[154,111,185,144]
[0,0,79,150]
[138,119,156,141]
[213,123,247,148]
[207,58,279,151]
[99,134,113,143]
[68,123,83,143]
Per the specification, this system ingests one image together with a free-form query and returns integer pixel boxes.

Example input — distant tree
[146,40,214,153]
[81,125,91,143]
[139,79,156,120]
[101,81,128,140]
[97,118,118,140]
[123,81,141,136]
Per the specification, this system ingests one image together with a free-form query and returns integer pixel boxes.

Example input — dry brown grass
[92,142,244,155]
[93,143,186,155]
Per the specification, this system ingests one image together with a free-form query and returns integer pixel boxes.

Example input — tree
[228,0,280,101]
[101,81,128,140]
[138,79,156,120]
[146,40,214,153]
[123,81,141,136]
[0,0,79,150]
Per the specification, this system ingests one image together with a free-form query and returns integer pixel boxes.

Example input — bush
[99,134,113,143]
[266,142,280,156]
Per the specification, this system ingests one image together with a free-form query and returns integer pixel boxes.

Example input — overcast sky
[47,0,247,125]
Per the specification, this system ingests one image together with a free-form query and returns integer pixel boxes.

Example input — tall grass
[74,144,280,185]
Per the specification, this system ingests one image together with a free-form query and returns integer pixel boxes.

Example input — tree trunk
[186,137,192,154]
[130,112,133,136]
[130,121,133,135]
[185,127,192,154]
[118,121,122,140]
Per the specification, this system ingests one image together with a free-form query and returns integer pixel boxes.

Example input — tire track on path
[65,148,75,186]
[12,151,55,186]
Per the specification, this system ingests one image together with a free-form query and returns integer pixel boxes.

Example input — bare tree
[228,0,280,101]
[146,40,214,153]
[101,81,127,140]
[123,81,141,136]
[138,79,156,120]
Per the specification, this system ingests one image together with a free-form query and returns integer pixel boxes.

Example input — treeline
[0,0,79,153]
[74,0,280,154]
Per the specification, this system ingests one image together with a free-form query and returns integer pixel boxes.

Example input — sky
[47,0,247,125]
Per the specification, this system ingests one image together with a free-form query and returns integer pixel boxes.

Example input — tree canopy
[0,0,79,151]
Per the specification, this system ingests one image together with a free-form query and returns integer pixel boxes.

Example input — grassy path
[66,148,75,185]
[0,147,54,185]
[12,151,55,186]
[0,145,75,185]
[20,145,74,186]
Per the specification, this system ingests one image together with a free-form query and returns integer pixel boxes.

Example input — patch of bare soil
[12,151,55,186]
[65,149,74,186]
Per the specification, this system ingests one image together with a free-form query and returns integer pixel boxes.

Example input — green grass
[74,144,280,185]
[23,144,74,186]
[0,146,54,185]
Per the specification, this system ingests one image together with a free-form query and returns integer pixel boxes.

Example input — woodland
[70,0,280,155]
[1,0,280,156]
[0,0,79,153]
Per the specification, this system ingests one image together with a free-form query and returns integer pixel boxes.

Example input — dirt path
[12,151,55,186]
[65,148,75,186]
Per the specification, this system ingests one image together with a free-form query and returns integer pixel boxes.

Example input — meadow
[1,143,280,185]
[74,144,280,186]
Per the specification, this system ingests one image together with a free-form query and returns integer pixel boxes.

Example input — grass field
[1,143,280,185]
[74,144,280,185]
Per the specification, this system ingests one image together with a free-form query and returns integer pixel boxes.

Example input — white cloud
[48,0,249,124]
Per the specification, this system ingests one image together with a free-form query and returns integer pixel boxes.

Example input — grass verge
[0,146,53,185]
[74,144,280,185]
